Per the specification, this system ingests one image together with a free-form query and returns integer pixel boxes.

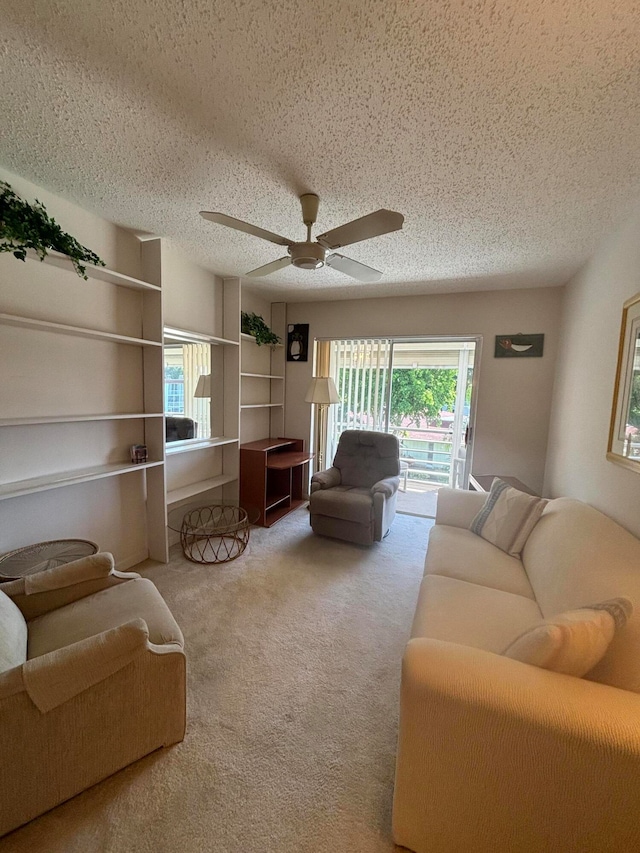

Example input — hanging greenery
[241,311,281,346]
[0,181,105,279]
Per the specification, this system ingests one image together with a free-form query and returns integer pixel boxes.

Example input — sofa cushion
[424,525,536,599]
[470,478,547,556]
[503,598,633,677]
[522,498,640,693]
[411,575,542,653]
[0,590,27,673]
[27,578,183,659]
[310,486,373,525]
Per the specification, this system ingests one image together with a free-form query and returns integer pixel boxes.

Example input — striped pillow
[470,478,547,557]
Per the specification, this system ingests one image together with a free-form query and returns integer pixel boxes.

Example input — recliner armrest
[310,466,342,493]
[371,475,400,498]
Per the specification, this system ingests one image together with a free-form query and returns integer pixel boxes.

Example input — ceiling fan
[200,194,404,283]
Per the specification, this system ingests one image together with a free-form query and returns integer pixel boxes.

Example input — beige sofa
[0,554,186,837]
[393,488,640,853]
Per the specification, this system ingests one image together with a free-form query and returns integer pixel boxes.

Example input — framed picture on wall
[494,333,544,358]
[287,323,309,362]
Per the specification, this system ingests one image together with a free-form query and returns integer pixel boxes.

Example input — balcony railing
[389,426,454,487]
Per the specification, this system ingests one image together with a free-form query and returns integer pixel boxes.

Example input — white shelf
[27,249,161,292]
[166,436,238,455]
[0,413,163,427]
[0,460,164,501]
[166,474,238,508]
[241,373,284,379]
[241,403,284,409]
[165,326,238,347]
[0,313,162,347]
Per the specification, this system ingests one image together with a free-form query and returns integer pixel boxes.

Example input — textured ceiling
[1,0,640,301]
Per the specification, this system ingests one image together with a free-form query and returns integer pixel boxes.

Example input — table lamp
[194,374,212,397]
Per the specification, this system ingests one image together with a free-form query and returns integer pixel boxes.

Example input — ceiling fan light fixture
[289,241,325,270]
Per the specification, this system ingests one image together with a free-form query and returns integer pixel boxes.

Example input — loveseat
[393,487,640,853]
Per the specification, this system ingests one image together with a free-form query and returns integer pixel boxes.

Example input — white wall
[284,287,563,495]
[544,204,640,537]
[161,240,223,336]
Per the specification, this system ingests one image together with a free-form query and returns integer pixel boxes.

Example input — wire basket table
[180,505,251,564]
[0,539,99,581]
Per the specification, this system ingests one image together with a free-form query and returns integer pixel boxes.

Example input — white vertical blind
[327,339,391,463]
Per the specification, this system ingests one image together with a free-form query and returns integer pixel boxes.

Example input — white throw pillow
[0,589,28,673]
[469,477,547,556]
[502,598,633,677]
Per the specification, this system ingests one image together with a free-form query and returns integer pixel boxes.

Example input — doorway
[325,338,479,518]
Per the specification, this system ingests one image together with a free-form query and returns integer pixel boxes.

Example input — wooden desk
[240,437,313,527]
[469,474,538,496]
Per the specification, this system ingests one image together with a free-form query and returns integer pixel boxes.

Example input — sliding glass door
[325,338,479,507]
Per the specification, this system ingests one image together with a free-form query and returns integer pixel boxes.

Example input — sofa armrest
[435,487,486,527]
[310,466,342,493]
[394,637,640,853]
[371,475,400,498]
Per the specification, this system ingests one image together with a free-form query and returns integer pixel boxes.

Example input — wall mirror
[164,328,212,445]
[608,292,640,471]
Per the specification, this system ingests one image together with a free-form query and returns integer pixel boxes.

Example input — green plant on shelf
[241,311,281,346]
[0,181,105,279]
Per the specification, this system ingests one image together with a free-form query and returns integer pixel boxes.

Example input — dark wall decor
[287,323,309,362]
[494,333,544,358]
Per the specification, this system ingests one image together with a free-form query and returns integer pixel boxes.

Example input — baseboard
[117,549,150,571]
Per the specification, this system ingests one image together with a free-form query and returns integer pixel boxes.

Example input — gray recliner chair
[310,430,401,545]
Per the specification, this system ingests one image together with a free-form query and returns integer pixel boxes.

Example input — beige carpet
[2,509,433,853]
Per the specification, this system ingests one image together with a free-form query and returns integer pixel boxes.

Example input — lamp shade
[305,376,340,405]
[194,374,212,397]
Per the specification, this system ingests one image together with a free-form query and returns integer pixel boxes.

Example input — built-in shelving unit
[161,274,241,537]
[0,245,168,562]
[240,303,286,444]
[2,236,290,563]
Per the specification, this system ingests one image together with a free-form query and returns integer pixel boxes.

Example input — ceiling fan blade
[326,253,383,283]
[317,209,404,250]
[200,212,293,247]
[245,257,292,278]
